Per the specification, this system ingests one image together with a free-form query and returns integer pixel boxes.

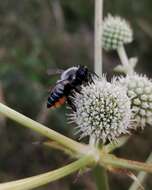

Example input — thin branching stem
[104,136,130,153]
[0,155,94,190]
[101,154,152,173]
[0,103,88,155]
[129,152,152,190]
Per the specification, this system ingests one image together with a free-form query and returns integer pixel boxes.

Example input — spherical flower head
[69,78,132,143]
[103,15,133,51]
[118,74,152,129]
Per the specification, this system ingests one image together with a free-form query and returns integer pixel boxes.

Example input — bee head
[76,65,88,81]
[60,65,90,83]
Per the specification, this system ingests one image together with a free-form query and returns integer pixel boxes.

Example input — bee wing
[48,79,70,93]
[46,68,64,76]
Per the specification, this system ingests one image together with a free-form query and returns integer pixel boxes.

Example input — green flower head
[103,15,133,51]
[119,74,152,129]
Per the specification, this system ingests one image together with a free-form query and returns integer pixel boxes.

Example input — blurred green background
[0,0,152,189]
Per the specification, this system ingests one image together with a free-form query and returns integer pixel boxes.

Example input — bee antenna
[79,65,85,69]
[74,65,79,68]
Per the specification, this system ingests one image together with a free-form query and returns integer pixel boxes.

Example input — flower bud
[118,74,152,128]
[103,15,133,51]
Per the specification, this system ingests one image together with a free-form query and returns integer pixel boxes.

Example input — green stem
[0,155,94,190]
[105,136,129,153]
[93,165,109,190]
[101,154,152,173]
[94,1,109,189]
[117,45,129,66]
[42,141,76,158]
[117,45,134,75]
[0,103,87,154]
[94,0,103,76]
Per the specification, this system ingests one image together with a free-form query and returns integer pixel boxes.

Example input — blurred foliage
[0,0,152,189]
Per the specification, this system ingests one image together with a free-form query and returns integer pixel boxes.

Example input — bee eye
[68,74,76,81]
[80,68,86,74]
[80,71,84,75]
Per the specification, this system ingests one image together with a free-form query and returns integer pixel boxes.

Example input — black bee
[47,65,95,111]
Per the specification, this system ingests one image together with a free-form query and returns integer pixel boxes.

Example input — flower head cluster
[70,78,132,143]
[118,74,152,128]
[103,15,133,51]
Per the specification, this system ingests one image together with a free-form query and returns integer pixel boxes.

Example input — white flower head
[69,78,132,143]
[103,15,133,51]
[118,74,152,129]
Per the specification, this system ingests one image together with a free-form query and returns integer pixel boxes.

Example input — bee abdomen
[47,96,56,108]
[47,85,66,108]
[47,95,66,108]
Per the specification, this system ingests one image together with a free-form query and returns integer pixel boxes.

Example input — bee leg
[67,97,76,111]
[88,72,99,84]
[85,72,93,84]
[74,86,81,93]
[92,71,99,78]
